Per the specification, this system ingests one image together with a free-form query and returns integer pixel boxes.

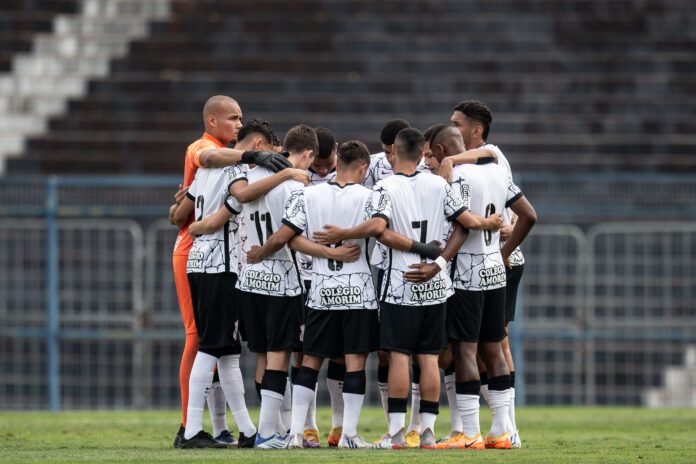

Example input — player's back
[238,165,304,296]
[186,167,241,274]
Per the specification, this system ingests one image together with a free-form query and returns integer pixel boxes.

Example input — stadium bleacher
[5,0,696,173]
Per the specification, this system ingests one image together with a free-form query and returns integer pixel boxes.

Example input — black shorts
[303,308,379,359]
[380,302,447,355]
[238,291,303,353]
[446,287,506,343]
[505,264,524,324]
[187,272,241,356]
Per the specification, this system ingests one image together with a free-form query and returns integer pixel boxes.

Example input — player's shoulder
[415,170,447,187]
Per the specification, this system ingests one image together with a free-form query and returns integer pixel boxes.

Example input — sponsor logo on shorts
[319,286,363,306]
[410,279,447,302]
[479,265,506,287]
[244,270,282,292]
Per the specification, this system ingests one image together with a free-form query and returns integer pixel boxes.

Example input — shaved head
[430,126,466,156]
[203,95,239,121]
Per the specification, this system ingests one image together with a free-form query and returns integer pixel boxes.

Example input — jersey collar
[328,181,356,188]
[395,171,421,178]
[202,132,225,148]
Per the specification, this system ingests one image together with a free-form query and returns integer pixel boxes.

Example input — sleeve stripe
[447,205,468,221]
[227,177,247,190]
[281,218,304,235]
[224,202,240,215]
[371,213,390,226]
[505,191,524,208]
[185,191,195,201]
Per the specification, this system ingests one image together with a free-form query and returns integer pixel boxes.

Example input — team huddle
[168,96,537,450]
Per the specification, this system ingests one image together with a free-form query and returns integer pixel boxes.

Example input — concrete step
[13,55,109,78]
[0,116,46,133]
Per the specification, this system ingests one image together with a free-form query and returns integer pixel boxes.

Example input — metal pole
[46,176,60,411]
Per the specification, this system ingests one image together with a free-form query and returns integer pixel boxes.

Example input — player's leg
[257,349,292,445]
[207,370,231,443]
[438,346,463,441]
[172,254,198,446]
[385,351,410,446]
[287,354,323,448]
[478,288,513,449]
[478,356,490,404]
[338,309,379,448]
[503,263,524,447]
[374,269,391,424]
[437,290,485,450]
[405,359,421,447]
[180,273,226,448]
[299,280,320,444]
[326,357,346,446]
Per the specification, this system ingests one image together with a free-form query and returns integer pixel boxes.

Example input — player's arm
[500,212,517,242]
[229,169,309,203]
[404,222,468,282]
[246,224,298,262]
[455,210,504,231]
[168,184,189,225]
[172,195,195,229]
[199,149,292,171]
[288,235,360,262]
[438,148,497,183]
[312,216,388,245]
[188,206,232,237]
[500,195,537,267]
[376,228,442,260]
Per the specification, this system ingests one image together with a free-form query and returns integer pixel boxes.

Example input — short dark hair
[337,140,370,167]
[380,119,411,145]
[394,128,425,161]
[237,118,275,144]
[283,124,319,155]
[453,100,492,139]
[314,127,336,160]
[423,124,448,143]
[271,133,282,148]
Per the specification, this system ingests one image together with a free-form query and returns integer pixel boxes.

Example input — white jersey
[308,167,337,186]
[186,167,241,274]
[230,166,304,297]
[225,164,250,272]
[483,143,525,266]
[297,166,337,283]
[365,152,430,270]
[450,160,523,291]
[283,182,378,310]
[370,171,466,306]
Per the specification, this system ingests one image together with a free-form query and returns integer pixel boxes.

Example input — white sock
[280,378,292,434]
[290,384,315,436]
[420,412,437,435]
[207,381,228,437]
[184,352,217,439]
[342,392,364,437]
[508,387,518,434]
[488,388,511,437]
[480,383,491,405]
[445,374,462,433]
[327,377,344,429]
[304,384,319,431]
[388,412,406,437]
[378,382,389,423]
[259,389,284,438]
[217,355,256,437]
[456,394,481,437]
[406,383,421,433]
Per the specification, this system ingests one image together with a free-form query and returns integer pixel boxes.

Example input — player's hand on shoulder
[438,157,454,183]
[242,150,292,172]
[313,224,344,244]
[330,242,360,263]
[246,245,263,264]
[487,212,504,230]
[404,262,441,283]
[285,168,310,186]
[500,224,514,241]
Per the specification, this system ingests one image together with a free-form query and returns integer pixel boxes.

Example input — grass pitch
[2,406,696,463]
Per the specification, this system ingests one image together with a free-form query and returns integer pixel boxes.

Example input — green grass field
[2,406,696,463]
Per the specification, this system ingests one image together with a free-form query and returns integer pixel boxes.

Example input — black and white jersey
[283,182,378,311]
[363,152,430,189]
[186,167,241,274]
[229,166,304,297]
[450,161,523,291]
[225,164,250,272]
[308,167,337,186]
[483,143,525,266]
[370,172,466,306]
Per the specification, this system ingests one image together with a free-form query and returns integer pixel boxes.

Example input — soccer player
[442,100,532,447]
[170,96,291,447]
[428,125,536,449]
[314,128,503,449]
[228,125,344,449]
